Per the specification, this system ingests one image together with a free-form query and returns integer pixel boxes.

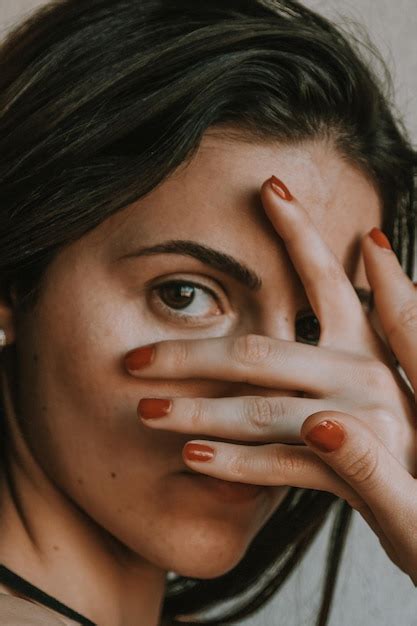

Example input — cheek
[13,287,189,553]
[9,258,294,574]
[13,294,278,569]
[14,276,235,513]
[14,276,159,485]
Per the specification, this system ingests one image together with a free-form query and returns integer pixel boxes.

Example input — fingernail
[125,344,155,371]
[269,175,293,201]
[184,443,215,462]
[138,398,172,420]
[368,227,392,250]
[305,420,346,452]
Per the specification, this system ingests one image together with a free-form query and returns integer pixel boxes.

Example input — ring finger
[181,438,392,555]
[181,438,358,503]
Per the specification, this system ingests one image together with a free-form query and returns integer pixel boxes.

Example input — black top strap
[0,565,96,625]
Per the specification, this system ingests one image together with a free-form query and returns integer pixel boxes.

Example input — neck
[0,358,168,626]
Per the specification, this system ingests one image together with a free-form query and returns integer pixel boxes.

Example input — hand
[123,177,417,581]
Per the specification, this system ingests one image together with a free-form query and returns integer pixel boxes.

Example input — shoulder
[0,594,68,625]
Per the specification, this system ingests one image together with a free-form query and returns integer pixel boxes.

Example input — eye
[150,279,223,324]
[295,310,321,345]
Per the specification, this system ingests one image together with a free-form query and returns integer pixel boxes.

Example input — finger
[124,334,378,398]
[362,229,417,390]
[182,435,398,559]
[301,410,417,551]
[138,395,340,442]
[260,176,366,344]
[181,438,360,506]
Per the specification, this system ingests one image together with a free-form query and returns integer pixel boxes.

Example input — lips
[178,471,267,503]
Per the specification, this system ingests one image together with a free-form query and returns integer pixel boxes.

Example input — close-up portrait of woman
[0,0,417,624]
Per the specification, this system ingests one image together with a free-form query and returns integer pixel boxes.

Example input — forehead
[174,131,381,241]
[98,131,381,286]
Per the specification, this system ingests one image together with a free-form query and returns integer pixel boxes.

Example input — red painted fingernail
[184,443,215,462]
[125,345,155,371]
[269,175,293,201]
[138,398,172,420]
[305,420,346,452]
[368,227,392,250]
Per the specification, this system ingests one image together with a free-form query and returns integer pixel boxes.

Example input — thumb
[300,410,417,546]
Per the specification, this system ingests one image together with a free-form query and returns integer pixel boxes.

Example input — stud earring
[0,329,6,352]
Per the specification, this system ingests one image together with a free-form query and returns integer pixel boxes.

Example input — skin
[0,129,414,625]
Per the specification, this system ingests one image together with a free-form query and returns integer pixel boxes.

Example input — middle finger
[137,395,345,443]
[261,176,369,346]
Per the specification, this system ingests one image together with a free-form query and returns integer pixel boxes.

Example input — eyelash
[150,278,321,343]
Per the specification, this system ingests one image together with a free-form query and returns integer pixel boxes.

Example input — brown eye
[151,279,223,323]
[295,311,321,345]
[158,282,197,310]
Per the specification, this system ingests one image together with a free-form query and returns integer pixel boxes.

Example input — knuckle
[227,453,247,479]
[325,256,346,282]
[345,494,368,514]
[243,396,275,430]
[305,256,344,290]
[230,334,272,366]
[363,406,394,427]
[397,300,417,332]
[170,340,189,369]
[270,447,306,479]
[361,359,392,391]
[187,398,207,429]
[343,447,379,487]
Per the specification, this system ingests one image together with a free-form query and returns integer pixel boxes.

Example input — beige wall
[1,1,417,624]
[305,0,417,142]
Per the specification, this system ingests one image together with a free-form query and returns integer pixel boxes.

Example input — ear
[0,283,17,348]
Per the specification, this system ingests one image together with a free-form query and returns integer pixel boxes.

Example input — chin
[145,495,273,579]
[158,519,259,579]
[137,471,280,579]
[102,472,281,579]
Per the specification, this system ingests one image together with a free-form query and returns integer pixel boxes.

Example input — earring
[0,329,6,352]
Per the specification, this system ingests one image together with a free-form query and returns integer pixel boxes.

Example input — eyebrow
[119,238,372,305]
[120,239,263,291]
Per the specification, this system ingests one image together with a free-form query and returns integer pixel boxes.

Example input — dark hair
[0,0,415,624]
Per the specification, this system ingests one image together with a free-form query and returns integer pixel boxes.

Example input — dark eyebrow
[119,238,373,306]
[119,239,263,291]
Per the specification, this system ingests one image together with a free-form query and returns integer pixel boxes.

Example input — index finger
[124,333,375,398]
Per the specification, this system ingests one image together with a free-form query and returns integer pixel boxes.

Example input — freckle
[116,508,122,514]
[77,478,84,485]
[33,354,39,362]
[53,545,59,552]
[110,472,117,479]
[284,317,289,322]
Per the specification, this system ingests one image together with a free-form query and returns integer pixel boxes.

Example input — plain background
[1,1,417,625]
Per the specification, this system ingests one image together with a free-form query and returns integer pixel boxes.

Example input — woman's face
[8,130,381,578]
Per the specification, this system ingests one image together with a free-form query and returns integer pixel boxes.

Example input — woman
[0,0,416,624]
